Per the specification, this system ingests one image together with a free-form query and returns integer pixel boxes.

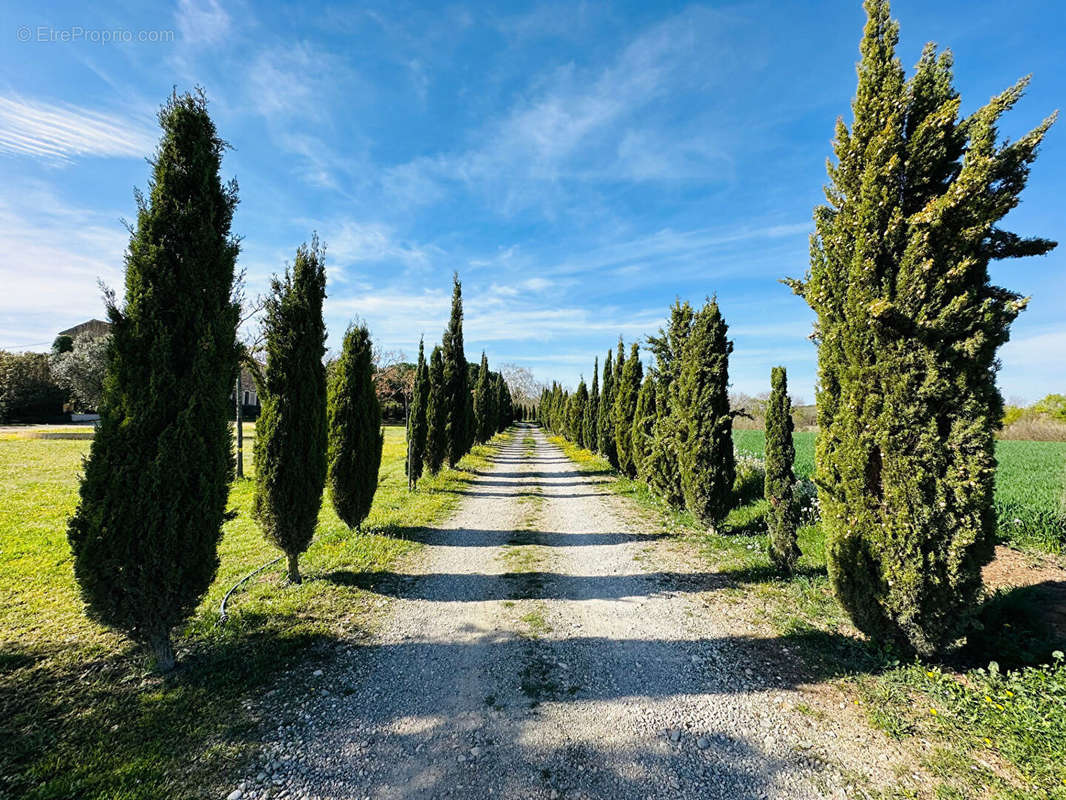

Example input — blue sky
[0,0,1062,403]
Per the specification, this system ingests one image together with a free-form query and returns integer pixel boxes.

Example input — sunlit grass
[0,424,511,799]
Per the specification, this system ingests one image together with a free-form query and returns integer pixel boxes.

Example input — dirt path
[229,425,908,800]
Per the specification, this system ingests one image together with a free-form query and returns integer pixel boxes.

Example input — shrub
[0,351,65,422]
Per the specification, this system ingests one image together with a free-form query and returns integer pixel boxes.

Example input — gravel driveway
[227,425,910,800]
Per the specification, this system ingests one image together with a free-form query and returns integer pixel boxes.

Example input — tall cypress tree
[614,342,643,477]
[474,351,492,443]
[597,349,616,465]
[254,238,328,584]
[584,357,599,453]
[463,390,476,453]
[442,274,470,467]
[425,345,447,475]
[407,337,429,490]
[67,91,239,671]
[645,300,693,507]
[787,0,1056,654]
[494,374,512,432]
[608,340,626,469]
[571,379,589,448]
[675,298,734,525]
[765,366,799,573]
[632,374,657,482]
[327,322,382,530]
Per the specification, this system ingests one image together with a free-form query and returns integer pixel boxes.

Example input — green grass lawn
[0,424,510,800]
[733,429,1066,553]
[551,432,1066,800]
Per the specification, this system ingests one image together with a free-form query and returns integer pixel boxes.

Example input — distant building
[58,319,112,339]
[233,367,260,409]
[57,318,260,411]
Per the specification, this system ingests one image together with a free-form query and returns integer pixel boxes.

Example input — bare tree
[499,362,543,407]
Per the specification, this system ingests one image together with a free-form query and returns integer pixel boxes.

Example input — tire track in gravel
[229,424,913,800]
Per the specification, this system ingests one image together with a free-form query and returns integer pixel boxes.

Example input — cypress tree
[614,342,643,477]
[765,366,799,573]
[67,91,239,671]
[254,238,328,584]
[442,274,470,466]
[675,298,734,525]
[572,379,589,448]
[645,300,693,507]
[474,351,492,443]
[494,374,512,432]
[327,323,383,530]
[407,338,429,490]
[787,0,1056,654]
[632,374,657,482]
[464,391,476,453]
[584,357,599,453]
[425,345,447,475]
[597,349,616,465]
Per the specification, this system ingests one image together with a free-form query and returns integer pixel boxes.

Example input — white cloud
[323,220,436,273]
[0,95,155,163]
[388,6,739,212]
[998,328,1066,402]
[0,189,126,348]
[543,221,811,279]
[176,0,232,45]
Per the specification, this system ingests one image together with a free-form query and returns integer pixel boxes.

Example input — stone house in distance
[58,319,260,416]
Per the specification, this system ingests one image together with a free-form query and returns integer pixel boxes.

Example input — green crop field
[0,424,509,800]
[733,429,1066,553]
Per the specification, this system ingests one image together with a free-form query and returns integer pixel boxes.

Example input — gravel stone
[227,427,914,799]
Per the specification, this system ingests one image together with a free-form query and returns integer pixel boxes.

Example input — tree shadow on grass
[958,580,1066,669]
[720,562,828,585]
[0,612,339,800]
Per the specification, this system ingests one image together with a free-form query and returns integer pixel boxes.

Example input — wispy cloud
[0,186,126,347]
[0,96,155,162]
[175,0,232,46]
[543,221,812,280]
[388,6,741,212]
[320,220,438,276]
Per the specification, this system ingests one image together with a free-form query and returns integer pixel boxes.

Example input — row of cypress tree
[539,298,764,531]
[405,275,516,490]
[541,0,1057,658]
[67,92,386,670]
[245,239,385,588]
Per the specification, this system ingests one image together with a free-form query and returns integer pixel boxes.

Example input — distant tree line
[404,275,516,490]
[539,300,801,571]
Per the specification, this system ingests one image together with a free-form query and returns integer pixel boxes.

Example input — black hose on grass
[219,556,283,624]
